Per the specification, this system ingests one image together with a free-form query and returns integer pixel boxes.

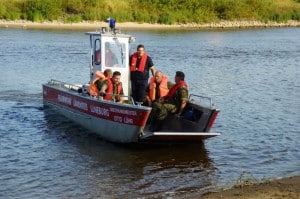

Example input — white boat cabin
[86,26,135,97]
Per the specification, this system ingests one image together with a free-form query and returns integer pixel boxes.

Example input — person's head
[95,71,105,79]
[137,44,145,57]
[175,71,185,83]
[112,71,121,84]
[154,70,163,83]
[104,69,113,78]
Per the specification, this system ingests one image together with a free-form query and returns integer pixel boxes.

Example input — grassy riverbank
[0,0,299,25]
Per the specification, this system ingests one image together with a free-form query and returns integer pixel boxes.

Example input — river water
[0,27,299,198]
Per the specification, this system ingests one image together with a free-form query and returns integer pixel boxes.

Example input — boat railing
[93,92,136,105]
[189,94,214,108]
[48,79,145,106]
[48,79,82,92]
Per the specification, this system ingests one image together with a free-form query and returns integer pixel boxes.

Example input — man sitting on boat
[89,71,105,97]
[89,69,112,97]
[103,68,113,79]
[99,71,124,103]
[144,70,172,107]
[149,71,188,131]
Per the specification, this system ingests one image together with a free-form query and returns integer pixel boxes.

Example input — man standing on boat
[144,70,172,107]
[130,44,155,103]
[150,71,188,131]
[99,71,124,103]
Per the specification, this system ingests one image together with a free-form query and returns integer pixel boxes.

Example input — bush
[0,4,6,19]
[32,11,43,22]
[0,0,299,24]
[158,13,175,24]
[65,14,82,23]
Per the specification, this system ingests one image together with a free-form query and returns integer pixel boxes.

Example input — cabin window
[104,42,126,68]
[94,39,101,65]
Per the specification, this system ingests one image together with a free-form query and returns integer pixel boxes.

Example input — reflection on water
[43,109,216,197]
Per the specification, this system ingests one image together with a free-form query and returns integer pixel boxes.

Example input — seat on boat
[182,102,203,122]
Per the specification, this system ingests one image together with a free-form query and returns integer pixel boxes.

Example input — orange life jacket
[104,78,123,100]
[130,52,148,72]
[149,75,169,101]
[89,71,105,96]
[166,80,188,100]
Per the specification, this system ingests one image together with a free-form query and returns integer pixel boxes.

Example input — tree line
[0,0,299,24]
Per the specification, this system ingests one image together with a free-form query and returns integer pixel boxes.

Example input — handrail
[189,94,214,108]
[48,79,138,105]
[48,79,82,91]
[97,92,135,104]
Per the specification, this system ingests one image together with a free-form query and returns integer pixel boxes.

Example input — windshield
[104,41,126,68]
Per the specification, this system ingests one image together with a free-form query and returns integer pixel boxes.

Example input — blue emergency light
[109,18,115,30]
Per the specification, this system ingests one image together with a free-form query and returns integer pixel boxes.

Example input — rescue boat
[42,19,220,143]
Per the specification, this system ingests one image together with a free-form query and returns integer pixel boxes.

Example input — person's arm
[96,80,103,92]
[150,66,155,77]
[118,94,125,103]
[147,56,155,76]
[176,87,188,117]
[99,81,108,96]
[144,85,151,106]
[116,84,125,103]
[177,100,187,116]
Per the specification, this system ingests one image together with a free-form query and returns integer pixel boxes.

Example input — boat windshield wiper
[120,47,124,64]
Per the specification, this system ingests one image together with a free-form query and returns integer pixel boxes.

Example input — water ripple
[0,28,299,198]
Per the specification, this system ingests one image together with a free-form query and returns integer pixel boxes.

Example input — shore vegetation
[0,0,299,24]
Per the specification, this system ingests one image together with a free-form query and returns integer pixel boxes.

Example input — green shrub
[291,10,300,20]
[158,13,175,24]
[0,4,6,19]
[33,11,43,22]
[65,14,82,23]
[0,0,299,24]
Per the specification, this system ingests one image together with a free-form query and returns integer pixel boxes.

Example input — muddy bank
[191,176,300,199]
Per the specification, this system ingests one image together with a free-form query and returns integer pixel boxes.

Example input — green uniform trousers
[152,102,178,121]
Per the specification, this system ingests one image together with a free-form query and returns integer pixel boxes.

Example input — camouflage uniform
[152,86,188,121]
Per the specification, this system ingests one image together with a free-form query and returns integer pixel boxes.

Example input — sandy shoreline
[192,176,300,199]
[0,20,299,30]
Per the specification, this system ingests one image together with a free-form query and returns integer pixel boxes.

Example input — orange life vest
[130,52,148,72]
[89,71,105,96]
[149,75,169,101]
[104,78,123,101]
